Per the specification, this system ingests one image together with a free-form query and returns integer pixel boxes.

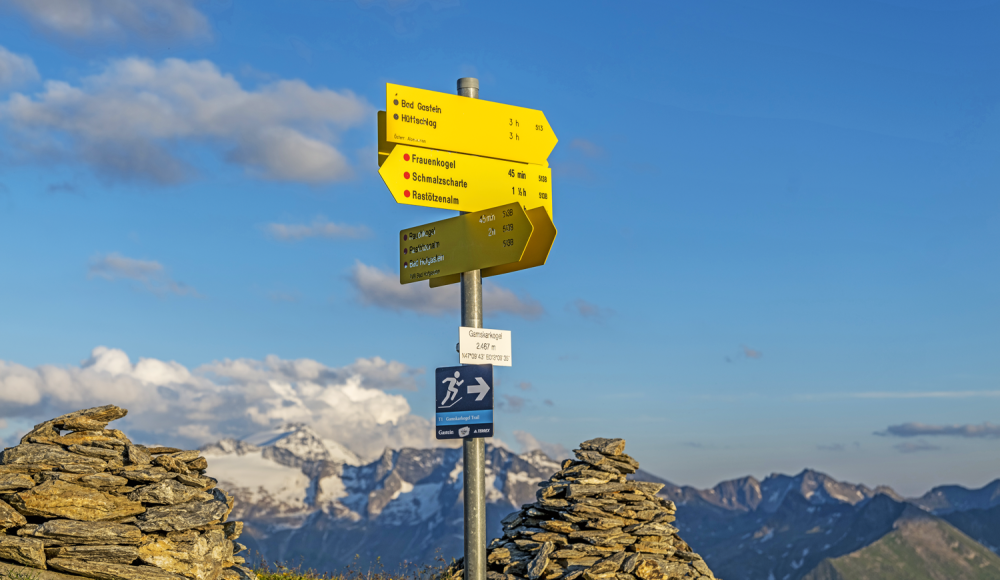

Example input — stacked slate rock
[0,405,256,580]
[447,438,718,580]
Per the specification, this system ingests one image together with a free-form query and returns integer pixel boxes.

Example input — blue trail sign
[435,364,493,440]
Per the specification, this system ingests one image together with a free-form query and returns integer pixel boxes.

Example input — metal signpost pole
[457,76,486,580]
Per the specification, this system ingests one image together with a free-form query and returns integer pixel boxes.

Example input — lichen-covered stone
[175,473,217,490]
[44,544,140,564]
[0,463,56,474]
[579,439,626,456]
[31,519,143,545]
[49,557,187,580]
[0,497,28,532]
[219,565,256,580]
[0,473,36,492]
[147,447,183,455]
[129,479,211,505]
[0,536,46,569]
[69,444,123,461]
[119,467,178,483]
[19,405,128,444]
[80,473,130,489]
[138,529,233,580]
[223,521,243,541]
[153,456,190,474]
[126,445,152,467]
[7,480,145,521]
[1,444,107,470]
[137,499,230,532]
[167,451,202,463]
[186,457,209,471]
[527,541,555,580]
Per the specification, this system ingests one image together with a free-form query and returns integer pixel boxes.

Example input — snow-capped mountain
[201,423,560,570]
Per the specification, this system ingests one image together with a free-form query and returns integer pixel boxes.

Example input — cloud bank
[0,347,432,461]
[350,262,544,318]
[1,57,370,184]
[877,422,1000,439]
[0,46,39,91]
[4,0,212,41]
[88,252,197,296]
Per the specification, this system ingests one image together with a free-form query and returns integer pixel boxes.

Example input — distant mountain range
[201,424,1000,579]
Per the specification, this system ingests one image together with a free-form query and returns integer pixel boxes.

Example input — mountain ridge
[199,425,1000,578]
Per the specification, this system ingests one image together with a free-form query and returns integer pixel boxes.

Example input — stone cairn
[447,438,718,580]
[0,405,255,580]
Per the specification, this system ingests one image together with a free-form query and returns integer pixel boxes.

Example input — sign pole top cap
[457,78,479,91]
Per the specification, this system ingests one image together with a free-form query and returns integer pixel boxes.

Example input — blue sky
[0,0,997,497]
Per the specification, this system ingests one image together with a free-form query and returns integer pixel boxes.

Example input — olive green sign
[429,206,557,288]
[400,202,533,284]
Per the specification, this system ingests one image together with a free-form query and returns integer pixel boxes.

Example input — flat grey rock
[48,557,187,580]
[0,535,46,569]
[32,519,143,546]
[137,498,229,532]
[45,544,140,564]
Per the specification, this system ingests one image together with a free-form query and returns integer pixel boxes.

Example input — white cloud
[0,347,433,461]
[266,218,370,241]
[513,430,568,461]
[1,57,370,184]
[350,262,544,318]
[0,46,39,91]
[88,252,197,296]
[4,0,211,41]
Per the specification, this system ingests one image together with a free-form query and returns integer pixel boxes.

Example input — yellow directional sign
[379,143,553,218]
[385,83,557,165]
[430,207,557,287]
[378,111,395,167]
[400,203,533,284]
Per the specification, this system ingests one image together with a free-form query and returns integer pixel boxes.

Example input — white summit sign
[459,326,512,367]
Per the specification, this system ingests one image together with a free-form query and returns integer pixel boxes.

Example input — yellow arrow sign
[400,203,533,284]
[385,83,558,165]
[429,207,556,288]
[379,143,553,218]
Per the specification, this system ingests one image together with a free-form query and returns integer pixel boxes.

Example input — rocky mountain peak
[757,468,877,513]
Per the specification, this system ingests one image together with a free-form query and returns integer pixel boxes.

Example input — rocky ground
[0,405,255,580]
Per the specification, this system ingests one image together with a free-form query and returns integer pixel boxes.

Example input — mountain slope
[910,479,1000,514]
[802,511,1000,580]
[942,505,1000,554]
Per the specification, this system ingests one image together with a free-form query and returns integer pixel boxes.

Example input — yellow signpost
[379,143,553,218]
[429,207,556,287]
[384,83,558,166]
[400,202,533,284]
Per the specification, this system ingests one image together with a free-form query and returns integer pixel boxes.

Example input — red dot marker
[403,234,408,241]
[403,154,410,161]
[404,172,410,179]
[404,190,411,197]
[403,248,408,254]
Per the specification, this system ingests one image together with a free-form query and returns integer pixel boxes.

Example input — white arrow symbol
[468,377,491,401]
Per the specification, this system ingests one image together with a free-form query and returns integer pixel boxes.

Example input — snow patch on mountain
[205,449,311,509]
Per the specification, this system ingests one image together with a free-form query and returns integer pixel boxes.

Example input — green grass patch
[252,554,452,580]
